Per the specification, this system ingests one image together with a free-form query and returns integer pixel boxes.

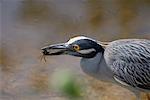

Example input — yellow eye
[73,44,80,51]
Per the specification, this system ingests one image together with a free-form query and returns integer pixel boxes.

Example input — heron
[41,36,150,100]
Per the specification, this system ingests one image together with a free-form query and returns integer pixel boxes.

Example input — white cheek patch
[78,48,96,54]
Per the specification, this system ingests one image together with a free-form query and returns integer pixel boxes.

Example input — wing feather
[104,39,150,90]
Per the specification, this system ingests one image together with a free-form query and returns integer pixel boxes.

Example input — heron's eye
[73,44,80,51]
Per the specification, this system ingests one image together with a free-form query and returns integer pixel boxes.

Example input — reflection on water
[1,0,150,100]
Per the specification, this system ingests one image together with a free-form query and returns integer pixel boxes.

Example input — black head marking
[70,39,104,52]
[41,36,104,58]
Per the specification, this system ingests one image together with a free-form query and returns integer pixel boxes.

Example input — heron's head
[41,36,105,58]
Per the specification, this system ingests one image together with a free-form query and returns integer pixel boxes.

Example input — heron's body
[105,39,150,91]
[41,36,150,100]
[81,39,150,95]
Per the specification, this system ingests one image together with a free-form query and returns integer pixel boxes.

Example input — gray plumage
[41,36,150,99]
[104,39,150,91]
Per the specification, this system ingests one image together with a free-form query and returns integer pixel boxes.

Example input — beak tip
[41,46,50,55]
[41,48,45,50]
[41,43,68,56]
[42,49,50,55]
[41,46,49,50]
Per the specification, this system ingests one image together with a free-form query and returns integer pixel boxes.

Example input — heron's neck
[80,53,114,82]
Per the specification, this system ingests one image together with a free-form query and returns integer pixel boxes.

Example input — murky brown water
[1,0,150,100]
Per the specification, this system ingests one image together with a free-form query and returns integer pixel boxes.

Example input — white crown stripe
[67,36,95,44]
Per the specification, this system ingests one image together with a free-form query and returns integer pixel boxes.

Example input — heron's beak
[41,43,70,56]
